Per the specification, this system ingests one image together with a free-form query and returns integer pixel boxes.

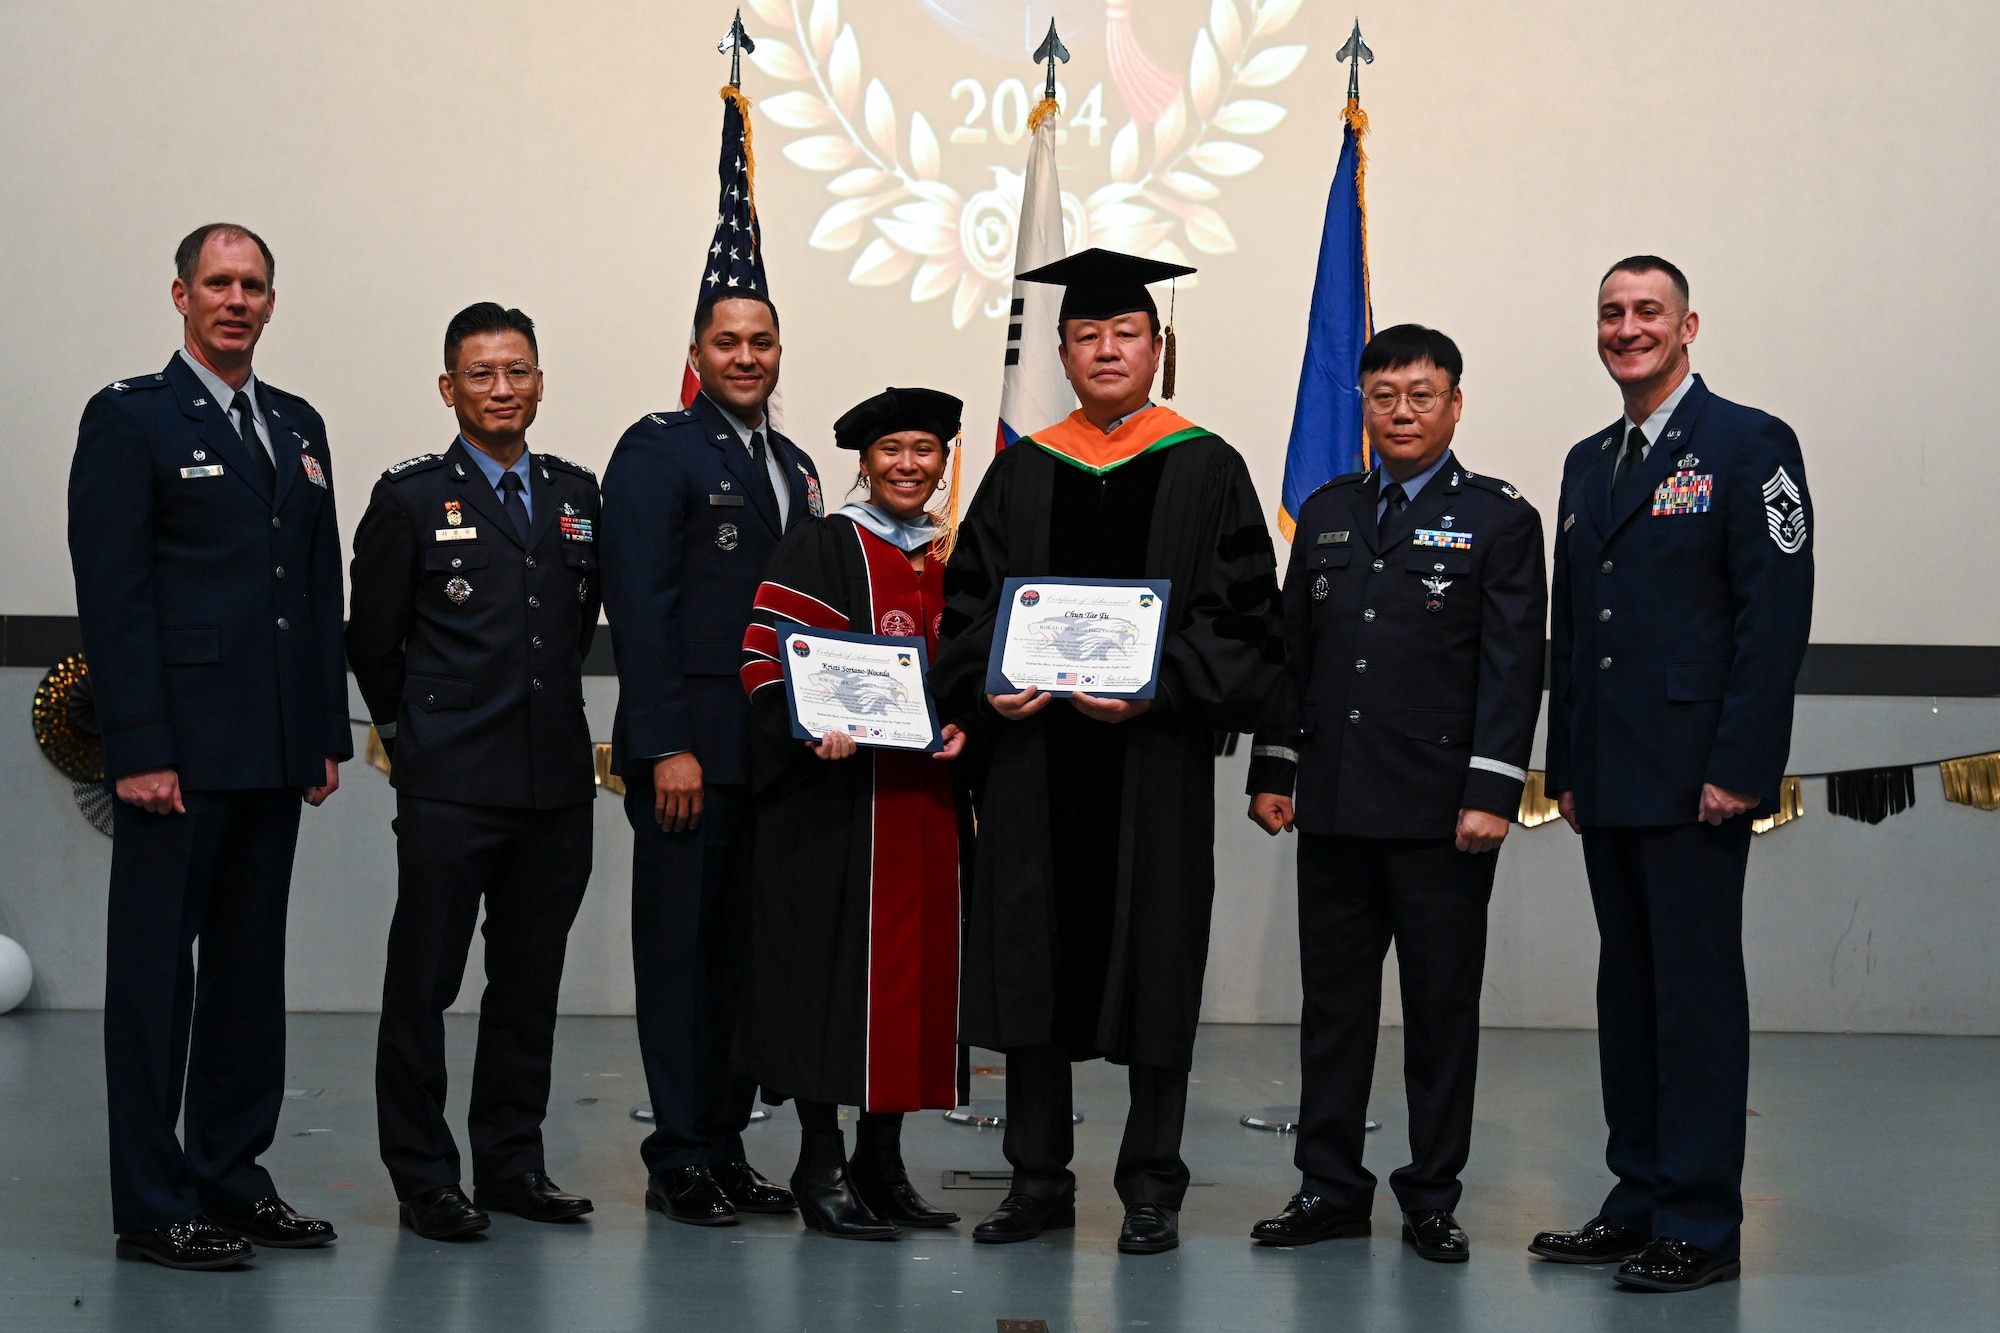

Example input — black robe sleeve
[741,516,865,798]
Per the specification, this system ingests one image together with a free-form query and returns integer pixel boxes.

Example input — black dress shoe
[210,1195,336,1249]
[399,1185,491,1240]
[850,1151,958,1228]
[645,1166,739,1227]
[711,1159,798,1214]
[1250,1193,1372,1247]
[972,1192,1076,1244]
[116,1217,254,1270]
[474,1170,594,1222]
[1615,1237,1741,1292]
[1402,1209,1469,1263]
[1118,1203,1180,1255]
[791,1132,898,1240]
[1527,1215,1648,1265]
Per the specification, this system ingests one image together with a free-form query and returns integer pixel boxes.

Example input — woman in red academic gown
[737,387,968,1240]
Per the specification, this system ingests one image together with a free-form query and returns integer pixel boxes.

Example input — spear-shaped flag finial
[1033,19,1070,104]
[718,7,755,89]
[1336,17,1373,103]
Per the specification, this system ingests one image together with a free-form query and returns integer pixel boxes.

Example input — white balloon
[0,937,32,1014]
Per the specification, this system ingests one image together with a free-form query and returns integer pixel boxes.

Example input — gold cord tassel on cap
[1940,751,2000,810]
[930,432,964,564]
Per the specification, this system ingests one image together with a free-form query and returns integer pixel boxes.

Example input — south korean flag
[1762,465,1808,554]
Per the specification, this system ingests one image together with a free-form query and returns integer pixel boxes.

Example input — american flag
[1055,671,1079,686]
[681,86,772,408]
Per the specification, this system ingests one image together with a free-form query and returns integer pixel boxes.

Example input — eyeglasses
[452,362,541,390]
[1365,388,1451,416]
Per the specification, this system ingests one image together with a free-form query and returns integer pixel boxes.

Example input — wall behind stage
[2,1,1997,642]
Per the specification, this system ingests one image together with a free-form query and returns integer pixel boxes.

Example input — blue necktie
[499,471,531,543]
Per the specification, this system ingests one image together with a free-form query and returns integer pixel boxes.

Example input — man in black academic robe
[932,249,1285,1256]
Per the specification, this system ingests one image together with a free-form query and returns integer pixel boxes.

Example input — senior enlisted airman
[1245,324,1546,1263]
[1530,256,1813,1293]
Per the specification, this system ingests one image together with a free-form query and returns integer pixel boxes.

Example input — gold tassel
[930,431,965,565]
[1940,751,2000,811]
[594,742,625,797]
[1028,96,1061,133]
[365,725,392,777]
[1516,770,1562,827]
[1751,775,1805,834]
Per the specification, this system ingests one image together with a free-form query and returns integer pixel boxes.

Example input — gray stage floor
[0,1014,1994,1331]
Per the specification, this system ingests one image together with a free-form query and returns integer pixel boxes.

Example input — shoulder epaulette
[383,453,446,479]
[538,453,596,478]
[104,374,168,394]
[644,409,700,431]
[256,380,308,406]
[1464,472,1527,503]
[1301,468,1370,505]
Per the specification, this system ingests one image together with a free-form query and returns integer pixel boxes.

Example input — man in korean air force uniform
[1530,257,1813,1293]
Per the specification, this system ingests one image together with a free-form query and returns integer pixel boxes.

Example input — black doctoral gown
[931,431,1284,1072]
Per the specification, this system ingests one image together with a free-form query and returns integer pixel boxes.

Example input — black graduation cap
[833,386,964,452]
[1015,247,1196,325]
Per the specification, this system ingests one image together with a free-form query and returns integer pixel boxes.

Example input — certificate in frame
[777,621,943,754]
[983,577,1173,700]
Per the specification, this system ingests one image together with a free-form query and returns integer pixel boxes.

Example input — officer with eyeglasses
[347,301,603,1239]
[1244,324,1546,1262]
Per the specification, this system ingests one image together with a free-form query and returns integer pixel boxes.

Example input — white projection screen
[3,0,1996,644]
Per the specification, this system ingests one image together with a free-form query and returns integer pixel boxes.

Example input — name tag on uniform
[1412,528,1473,550]
[708,494,746,507]
[435,527,479,541]
[1315,530,1350,546]
[1652,471,1713,516]
[180,465,224,479]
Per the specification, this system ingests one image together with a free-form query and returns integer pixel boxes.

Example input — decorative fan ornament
[31,653,113,836]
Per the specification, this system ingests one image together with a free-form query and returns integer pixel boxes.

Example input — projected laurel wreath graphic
[742,0,1308,328]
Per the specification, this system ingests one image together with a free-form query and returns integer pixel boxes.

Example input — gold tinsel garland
[1751,776,1805,834]
[1515,770,1563,828]
[1939,752,2000,811]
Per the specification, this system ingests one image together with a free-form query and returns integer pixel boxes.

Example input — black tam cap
[1016,247,1196,324]
[833,387,963,452]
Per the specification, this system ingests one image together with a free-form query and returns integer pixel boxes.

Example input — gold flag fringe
[1344,97,1374,471]
[1516,770,1562,827]
[594,742,626,796]
[1751,776,1805,834]
[722,84,760,237]
[1028,97,1061,133]
[365,725,392,777]
[1940,751,2000,811]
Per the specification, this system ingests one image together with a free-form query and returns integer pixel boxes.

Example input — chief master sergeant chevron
[1529,256,1813,1293]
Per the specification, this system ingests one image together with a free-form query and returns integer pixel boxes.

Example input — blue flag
[682,86,772,409]
[1278,103,1373,540]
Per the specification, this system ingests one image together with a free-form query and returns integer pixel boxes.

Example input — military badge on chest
[444,499,463,527]
[805,472,824,518]
[716,522,740,551]
[445,576,473,605]
[1653,460,1714,517]
[1310,573,1330,603]
[1421,575,1452,613]
[558,501,594,543]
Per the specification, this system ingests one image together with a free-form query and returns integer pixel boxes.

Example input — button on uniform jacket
[599,393,821,786]
[1545,375,1814,826]
[1249,458,1547,840]
[67,356,352,788]
[346,438,603,809]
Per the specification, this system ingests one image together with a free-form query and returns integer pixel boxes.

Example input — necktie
[1379,480,1409,527]
[748,429,782,522]
[499,471,531,543]
[1612,423,1649,508]
[231,392,276,490]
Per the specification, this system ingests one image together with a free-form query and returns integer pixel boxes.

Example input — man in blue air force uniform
[600,289,821,1225]
[1244,325,1546,1263]
[68,224,350,1269]
[1529,256,1813,1293]
[347,303,602,1239]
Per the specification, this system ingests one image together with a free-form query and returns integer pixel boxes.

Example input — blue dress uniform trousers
[70,356,351,1233]
[600,393,820,1173]
[1546,376,1813,1258]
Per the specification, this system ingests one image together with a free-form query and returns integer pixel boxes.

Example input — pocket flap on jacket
[561,544,595,571]
[160,626,220,664]
[1406,550,1474,575]
[1405,709,1473,746]
[424,545,490,572]
[403,674,473,710]
[1307,548,1353,569]
[1666,661,1730,702]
